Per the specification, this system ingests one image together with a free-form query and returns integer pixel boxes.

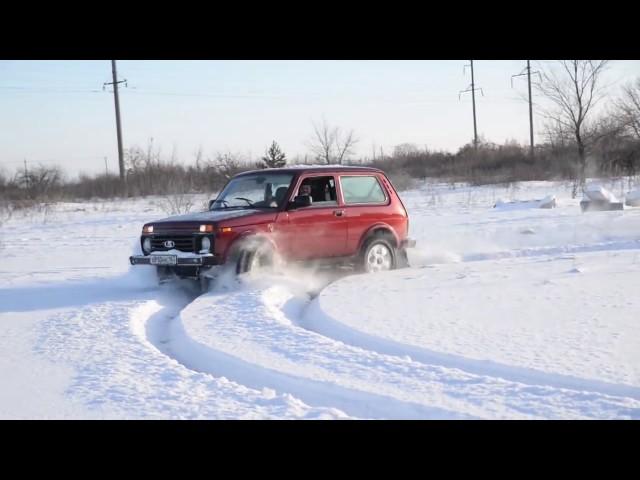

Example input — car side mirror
[290,195,312,209]
[208,199,215,210]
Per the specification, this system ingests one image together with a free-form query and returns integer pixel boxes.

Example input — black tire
[199,275,211,293]
[156,266,174,284]
[359,235,397,273]
[396,247,410,269]
[235,242,275,275]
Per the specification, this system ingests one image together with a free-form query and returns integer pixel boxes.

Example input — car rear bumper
[129,253,221,267]
[401,238,416,248]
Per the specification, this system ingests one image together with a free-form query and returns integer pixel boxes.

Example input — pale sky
[1,60,639,177]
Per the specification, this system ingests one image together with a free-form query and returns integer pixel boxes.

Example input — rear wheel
[360,236,396,273]
[396,247,410,268]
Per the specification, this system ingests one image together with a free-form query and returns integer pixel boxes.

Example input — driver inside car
[298,183,313,203]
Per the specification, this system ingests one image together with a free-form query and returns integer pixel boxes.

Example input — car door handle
[333,209,345,217]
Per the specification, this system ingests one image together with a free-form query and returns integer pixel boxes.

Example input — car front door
[275,174,348,261]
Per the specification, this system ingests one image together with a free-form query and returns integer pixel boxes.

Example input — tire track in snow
[461,239,640,263]
[31,277,346,419]
[303,292,640,402]
[169,275,640,419]
[149,281,469,419]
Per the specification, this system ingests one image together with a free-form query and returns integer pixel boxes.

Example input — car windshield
[210,173,294,210]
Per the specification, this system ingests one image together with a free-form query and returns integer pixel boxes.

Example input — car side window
[340,175,387,204]
[297,176,338,206]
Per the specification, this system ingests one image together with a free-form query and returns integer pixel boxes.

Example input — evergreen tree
[261,141,287,168]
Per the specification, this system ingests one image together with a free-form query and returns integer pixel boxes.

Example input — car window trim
[338,174,389,206]
[287,173,340,209]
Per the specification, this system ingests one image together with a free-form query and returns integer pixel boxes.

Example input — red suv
[130,166,415,281]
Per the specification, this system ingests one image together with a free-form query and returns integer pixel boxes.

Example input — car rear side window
[340,175,387,204]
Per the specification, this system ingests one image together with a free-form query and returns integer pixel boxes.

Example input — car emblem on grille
[163,240,175,248]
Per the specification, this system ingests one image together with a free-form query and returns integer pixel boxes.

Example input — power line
[2,159,76,165]
[0,84,535,108]
[0,85,103,94]
[123,89,288,99]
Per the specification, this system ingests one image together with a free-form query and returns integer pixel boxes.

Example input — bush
[358,140,616,187]
[386,171,416,191]
[2,135,638,204]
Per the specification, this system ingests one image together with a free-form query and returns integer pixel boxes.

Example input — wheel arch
[357,223,400,253]
[223,230,278,263]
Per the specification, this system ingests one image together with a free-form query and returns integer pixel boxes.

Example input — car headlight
[201,236,211,252]
[142,237,152,254]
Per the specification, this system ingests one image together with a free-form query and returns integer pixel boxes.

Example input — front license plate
[150,255,177,266]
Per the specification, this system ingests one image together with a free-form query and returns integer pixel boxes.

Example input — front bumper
[129,253,221,267]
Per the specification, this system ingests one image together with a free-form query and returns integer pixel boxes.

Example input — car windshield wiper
[234,197,255,206]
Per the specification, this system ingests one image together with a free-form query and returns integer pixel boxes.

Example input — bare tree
[214,152,244,179]
[16,165,63,200]
[614,78,640,140]
[393,143,420,157]
[309,118,336,164]
[335,128,358,164]
[534,60,610,194]
[308,118,358,164]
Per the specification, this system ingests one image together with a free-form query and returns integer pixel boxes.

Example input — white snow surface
[584,183,619,203]
[626,187,640,206]
[1,179,640,419]
[493,195,556,210]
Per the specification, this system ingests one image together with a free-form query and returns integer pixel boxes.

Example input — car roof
[235,165,385,177]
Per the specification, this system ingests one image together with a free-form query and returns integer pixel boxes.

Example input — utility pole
[511,60,540,158]
[471,60,478,148]
[104,156,109,176]
[459,60,483,149]
[23,159,29,190]
[103,60,127,186]
[527,60,533,157]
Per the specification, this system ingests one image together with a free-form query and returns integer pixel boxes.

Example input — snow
[1,179,640,419]
[493,195,556,210]
[584,183,619,203]
[309,254,640,395]
[626,188,640,206]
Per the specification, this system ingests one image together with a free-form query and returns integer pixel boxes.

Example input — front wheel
[235,242,276,275]
[361,237,396,273]
[155,266,174,284]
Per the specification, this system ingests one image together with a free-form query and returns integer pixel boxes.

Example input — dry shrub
[386,171,416,191]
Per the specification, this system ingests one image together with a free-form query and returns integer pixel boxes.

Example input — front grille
[151,235,195,253]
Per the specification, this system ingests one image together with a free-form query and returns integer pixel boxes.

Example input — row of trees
[1,132,637,203]
[0,140,290,201]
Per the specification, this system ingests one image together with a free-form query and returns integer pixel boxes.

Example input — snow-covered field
[1,179,639,419]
